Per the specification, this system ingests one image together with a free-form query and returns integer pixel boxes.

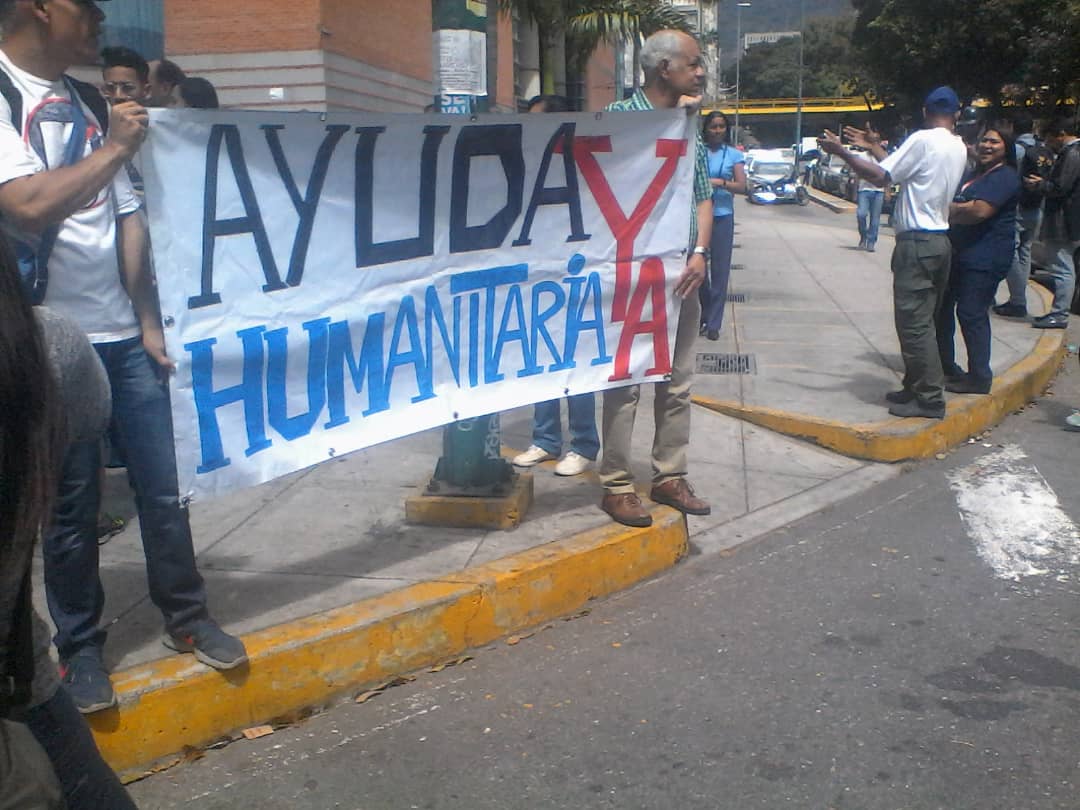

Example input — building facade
[95,1,519,113]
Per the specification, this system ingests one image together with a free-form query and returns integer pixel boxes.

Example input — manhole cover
[695,353,757,375]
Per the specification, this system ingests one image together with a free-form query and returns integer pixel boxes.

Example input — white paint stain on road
[947,444,1080,581]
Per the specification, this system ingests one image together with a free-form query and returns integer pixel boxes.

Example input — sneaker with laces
[512,445,555,467]
[60,649,117,714]
[554,451,591,476]
[163,619,248,670]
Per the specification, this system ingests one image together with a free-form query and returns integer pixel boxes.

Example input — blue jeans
[1043,239,1079,316]
[43,337,207,660]
[21,689,137,809]
[856,190,884,246]
[532,394,599,460]
[936,263,1002,385]
[699,214,735,332]
[1004,207,1042,306]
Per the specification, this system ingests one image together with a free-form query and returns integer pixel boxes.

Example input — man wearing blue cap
[819,87,968,419]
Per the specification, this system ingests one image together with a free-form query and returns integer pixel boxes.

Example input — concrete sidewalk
[30,201,1062,781]
[695,203,1065,460]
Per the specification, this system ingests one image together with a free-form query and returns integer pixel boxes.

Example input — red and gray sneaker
[59,649,117,714]
[163,619,248,670]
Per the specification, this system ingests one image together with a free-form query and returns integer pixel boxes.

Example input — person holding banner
[511,93,601,477]
[0,0,246,715]
[599,30,713,528]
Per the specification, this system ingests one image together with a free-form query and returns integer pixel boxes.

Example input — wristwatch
[693,245,709,257]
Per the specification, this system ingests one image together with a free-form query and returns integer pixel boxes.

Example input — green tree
[498,0,573,95]
[738,16,860,99]
[566,0,696,92]
[850,0,1048,107]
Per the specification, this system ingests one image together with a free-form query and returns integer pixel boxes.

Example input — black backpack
[1018,137,1054,209]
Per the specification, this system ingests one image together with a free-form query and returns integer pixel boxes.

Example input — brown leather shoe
[650,478,711,516]
[601,492,653,527]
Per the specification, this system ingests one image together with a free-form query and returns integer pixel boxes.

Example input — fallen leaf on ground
[507,631,534,645]
[242,726,274,741]
[355,690,382,704]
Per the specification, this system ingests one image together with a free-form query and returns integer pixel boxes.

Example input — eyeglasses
[101,82,141,98]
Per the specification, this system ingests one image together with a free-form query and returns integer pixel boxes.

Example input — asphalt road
[129,327,1080,810]
[128,200,1080,809]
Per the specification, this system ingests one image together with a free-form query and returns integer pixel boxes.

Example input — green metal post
[428,0,513,497]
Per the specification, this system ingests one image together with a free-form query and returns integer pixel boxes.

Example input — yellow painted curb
[91,505,687,782]
[405,473,534,530]
[694,289,1066,462]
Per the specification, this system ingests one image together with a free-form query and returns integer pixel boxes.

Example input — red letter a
[609,257,670,382]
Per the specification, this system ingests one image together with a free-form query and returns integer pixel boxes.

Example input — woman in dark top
[937,127,1021,395]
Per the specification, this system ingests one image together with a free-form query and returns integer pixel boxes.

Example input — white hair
[640,30,690,81]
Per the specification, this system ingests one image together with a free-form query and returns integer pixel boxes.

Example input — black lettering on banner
[355,125,451,268]
[190,124,286,309]
[513,122,590,247]
[449,124,525,254]
[262,124,350,286]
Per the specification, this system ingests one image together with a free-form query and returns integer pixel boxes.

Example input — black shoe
[699,324,708,337]
[888,399,945,419]
[885,388,915,404]
[866,243,876,253]
[945,375,992,395]
[706,329,720,341]
[60,649,117,714]
[993,302,1027,318]
[163,619,248,670]
[1032,312,1068,329]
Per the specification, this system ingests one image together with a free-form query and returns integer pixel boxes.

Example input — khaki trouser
[600,291,701,494]
[892,231,952,408]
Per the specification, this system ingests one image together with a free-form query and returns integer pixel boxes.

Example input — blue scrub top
[949,164,1021,274]
[707,144,745,218]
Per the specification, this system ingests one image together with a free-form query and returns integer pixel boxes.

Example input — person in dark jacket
[1025,117,1080,329]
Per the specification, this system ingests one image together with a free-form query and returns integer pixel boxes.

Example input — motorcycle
[747,170,809,206]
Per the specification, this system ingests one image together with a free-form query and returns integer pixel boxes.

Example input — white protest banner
[142,109,695,502]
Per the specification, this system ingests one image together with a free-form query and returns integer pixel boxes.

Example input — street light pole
[794,0,805,154]
[734,1,751,147]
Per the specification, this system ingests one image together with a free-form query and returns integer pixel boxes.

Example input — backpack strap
[0,66,23,134]
[67,75,109,137]
[0,67,108,138]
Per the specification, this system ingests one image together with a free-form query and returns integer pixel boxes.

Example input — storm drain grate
[726,292,747,303]
[695,352,757,375]
[730,263,745,270]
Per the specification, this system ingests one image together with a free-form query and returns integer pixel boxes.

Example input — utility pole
[794,0,805,154]
[411,0,531,530]
[734,1,751,146]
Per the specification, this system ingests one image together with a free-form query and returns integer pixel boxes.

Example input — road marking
[947,445,1080,581]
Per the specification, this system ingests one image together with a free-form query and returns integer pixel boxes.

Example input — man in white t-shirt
[0,0,246,717]
[819,87,968,419]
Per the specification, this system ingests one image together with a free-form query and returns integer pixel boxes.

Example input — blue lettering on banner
[184,259,610,474]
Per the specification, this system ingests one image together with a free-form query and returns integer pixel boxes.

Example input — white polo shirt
[880,127,968,234]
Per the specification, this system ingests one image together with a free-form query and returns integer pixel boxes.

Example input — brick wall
[321,1,432,84]
[165,0,323,54]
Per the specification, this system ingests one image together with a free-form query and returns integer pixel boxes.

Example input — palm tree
[567,1,700,93]
[498,0,574,95]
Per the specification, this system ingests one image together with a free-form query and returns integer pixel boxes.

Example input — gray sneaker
[163,619,248,670]
[1065,412,1080,432]
[60,649,117,714]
